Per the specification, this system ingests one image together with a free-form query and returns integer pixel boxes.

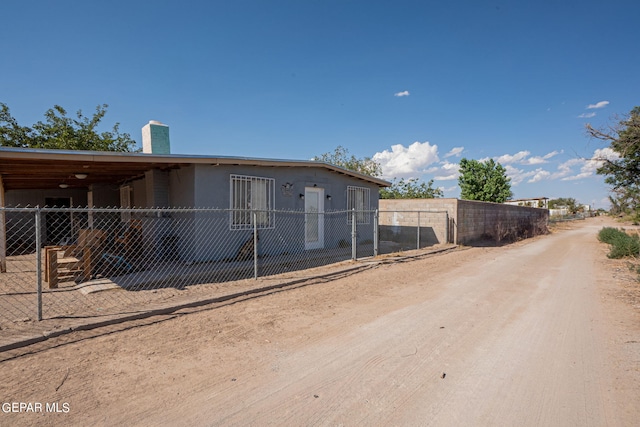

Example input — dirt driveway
[0,216,638,426]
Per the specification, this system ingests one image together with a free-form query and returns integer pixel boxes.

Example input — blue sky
[2,1,638,208]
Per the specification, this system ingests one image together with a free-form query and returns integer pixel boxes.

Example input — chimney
[142,120,170,154]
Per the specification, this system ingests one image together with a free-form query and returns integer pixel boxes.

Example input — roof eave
[0,147,391,187]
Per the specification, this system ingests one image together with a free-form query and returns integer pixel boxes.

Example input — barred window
[230,174,275,230]
[347,186,370,224]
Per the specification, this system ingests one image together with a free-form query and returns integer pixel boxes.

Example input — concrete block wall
[379,198,549,245]
[455,199,548,244]
[379,199,454,245]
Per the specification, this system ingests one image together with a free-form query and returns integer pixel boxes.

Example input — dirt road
[1,217,638,426]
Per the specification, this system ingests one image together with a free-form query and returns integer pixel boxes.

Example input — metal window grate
[230,174,275,230]
[347,186,370,224]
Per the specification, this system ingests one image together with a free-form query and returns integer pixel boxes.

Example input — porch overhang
[0,149,185,191]
[0,147,391,191]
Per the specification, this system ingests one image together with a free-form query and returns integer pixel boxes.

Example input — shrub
[598,227,622,244]
[598,227,640,258]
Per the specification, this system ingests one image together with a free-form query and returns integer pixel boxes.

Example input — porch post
[87,187,94,228]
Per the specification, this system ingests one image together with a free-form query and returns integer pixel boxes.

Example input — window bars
[347,186,370,224]
[230,174,275,230]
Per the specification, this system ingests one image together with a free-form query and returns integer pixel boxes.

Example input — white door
[304,187,324,250]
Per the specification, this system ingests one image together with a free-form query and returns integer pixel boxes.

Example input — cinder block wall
[456,199,548,244]
[379,198,548,245]
[379,199,456,244]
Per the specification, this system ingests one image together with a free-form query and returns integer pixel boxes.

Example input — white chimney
[142,120,170,154]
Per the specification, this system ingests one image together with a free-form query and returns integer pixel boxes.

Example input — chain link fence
[0,207,449,325]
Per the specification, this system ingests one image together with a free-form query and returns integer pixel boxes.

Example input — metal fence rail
[378,210,449,252]
[0,207,448,325]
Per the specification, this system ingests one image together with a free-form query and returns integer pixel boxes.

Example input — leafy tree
[588,106,640,218]
[458,158,512,203]
[313,145,382,177]
[589,106,640,189]
[380,177,443,199]
[606,187,640,218]
[549,197,579,213]
[0,103,137,152]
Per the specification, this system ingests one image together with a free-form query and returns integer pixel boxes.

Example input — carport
[0,147,186,272]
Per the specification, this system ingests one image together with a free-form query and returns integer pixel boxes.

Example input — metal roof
[0,147,391,191]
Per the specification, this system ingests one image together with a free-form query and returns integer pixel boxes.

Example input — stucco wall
[90,184,119,208]
[379,199,455,245]
[180,164,381,262]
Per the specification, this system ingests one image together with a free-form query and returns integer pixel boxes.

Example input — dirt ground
[0,216,638,426]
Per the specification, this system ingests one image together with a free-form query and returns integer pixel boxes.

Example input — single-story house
[504,197,549,209]
[0,121,390,265]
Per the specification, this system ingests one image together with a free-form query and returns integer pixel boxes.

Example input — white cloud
[495,151,531,164]
[441,185,459,193]
[433,161,460,181]
[424,166,441,174]
[444,147,464,158]
[553,158,582,179]
[524,150,561,165]
[548,148,618,181]
[524,157,547,165]
[544,150,562,159]
[504,165,537,186]
[562,172,592,181]
[564,147,619,180]
[578,112,596,118]
[592,147,619,162]
[459,150,567,186]
[527,169,551,183]
[394,90,410,97]
[372,141,439,179]
[587,100,609,109]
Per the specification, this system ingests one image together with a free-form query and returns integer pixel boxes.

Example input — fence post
[35,207,43,321]
[253,211,258,280]
[373,209,379,257]
[445,211,450,243]
[0,207,6,273]
[417,211,421,250]
[351,209,357,261]
[0,178,6,273]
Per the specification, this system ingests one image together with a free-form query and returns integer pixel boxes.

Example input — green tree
[606,187,640,218]
[458,158,512,203]
[313,145,382,177]
[589,106,640,189]
[588,106,640,218]
[380,177,443,199]
[0,103,137,152]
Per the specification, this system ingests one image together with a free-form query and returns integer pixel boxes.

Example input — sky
[2,0,639,209]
